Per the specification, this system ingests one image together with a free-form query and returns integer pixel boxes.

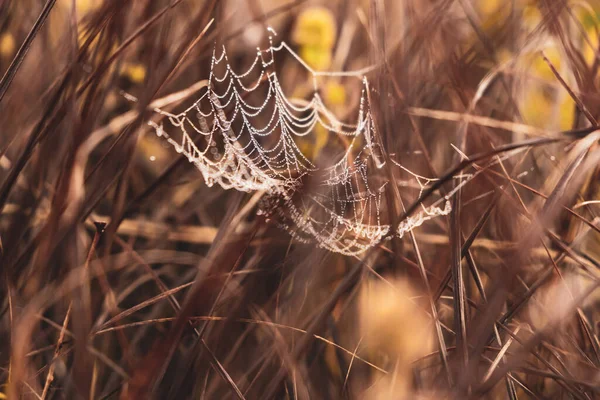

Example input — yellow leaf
[325,81,346,107]
[359,278,434,365]
[532,47,561,81]
[121,63,147,84]
[522,4,542,32]
[583,26,599,66]
[476,0,511,29]
[477,0,502,17]
[522,87,553,128]
[296,137,314,160]
[558,95,576,131]
[60,0,98,15]
[292,7,336,50]
[76,0,96,15]
[299,46,332,71]
[0,33,15,58]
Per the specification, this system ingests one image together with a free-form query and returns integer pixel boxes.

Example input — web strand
[149,30,457,255]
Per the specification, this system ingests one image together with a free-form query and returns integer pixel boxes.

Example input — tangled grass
[1,0,600,399]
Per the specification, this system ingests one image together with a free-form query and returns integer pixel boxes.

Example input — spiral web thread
[149,29,481,255]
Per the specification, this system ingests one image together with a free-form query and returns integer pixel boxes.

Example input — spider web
[150,29,463,255]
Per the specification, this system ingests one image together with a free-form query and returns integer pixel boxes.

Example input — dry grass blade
[482,325,521,383]
[450,191,468,374]
[399,131,597,225]
[407,107,549,137]
[0,0,57,104]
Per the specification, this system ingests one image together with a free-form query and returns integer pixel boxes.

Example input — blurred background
[1,0,600,398]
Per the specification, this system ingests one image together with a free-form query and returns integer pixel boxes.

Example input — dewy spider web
[150,29,461,255]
